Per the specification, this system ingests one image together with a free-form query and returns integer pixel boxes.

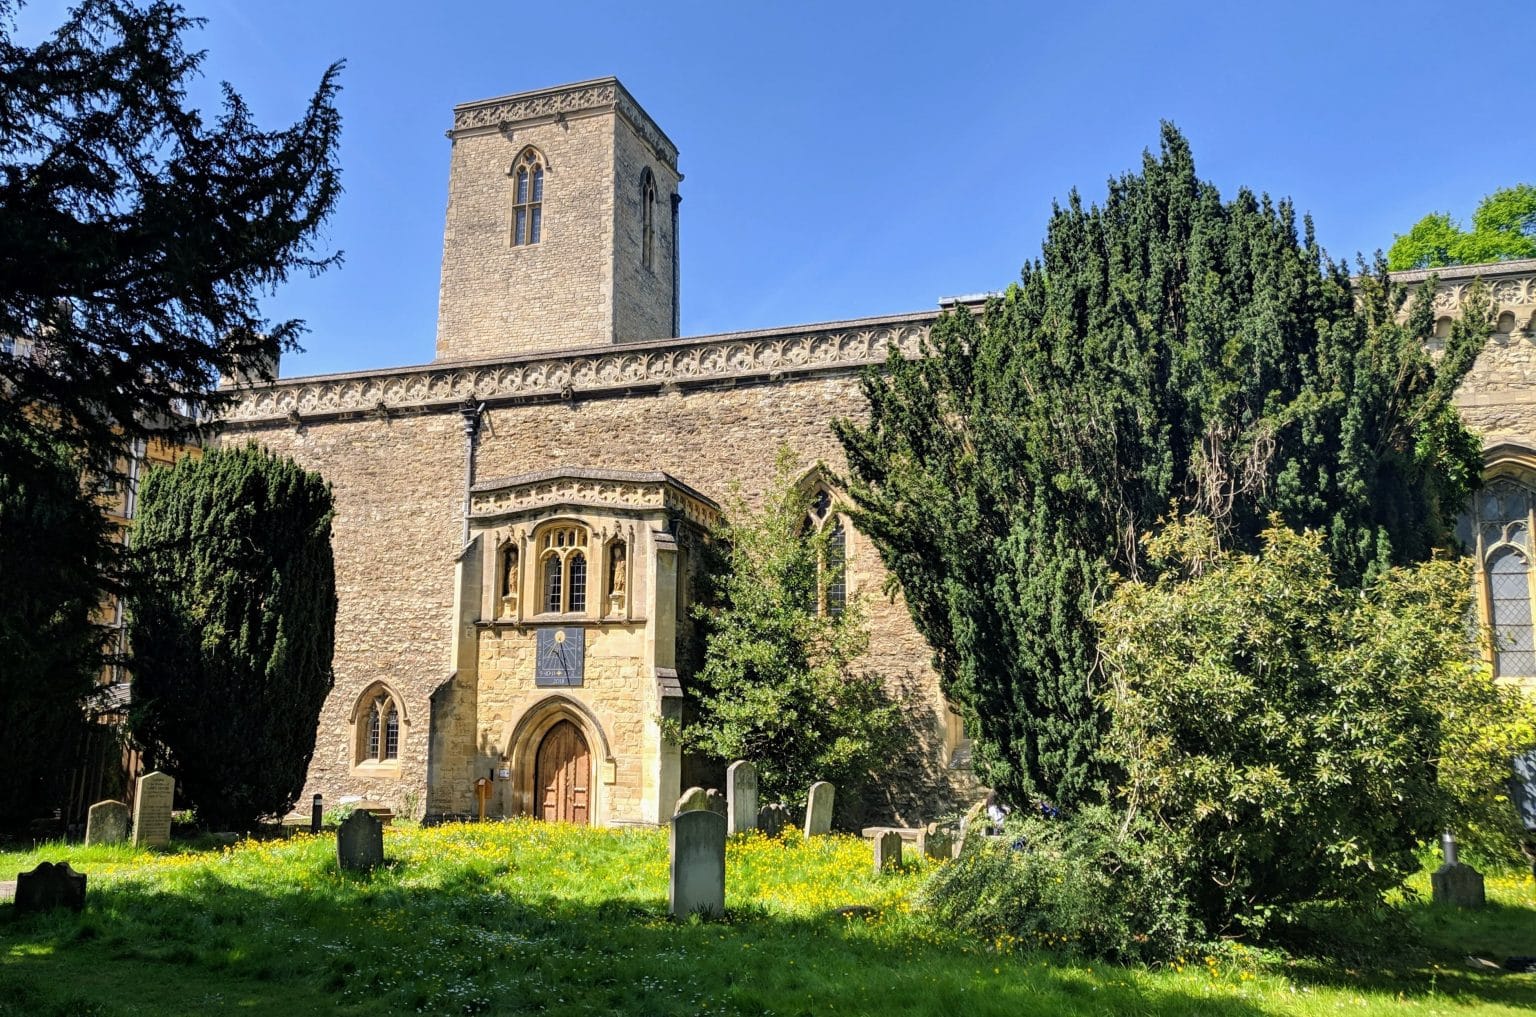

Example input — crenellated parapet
[220,312,935,428]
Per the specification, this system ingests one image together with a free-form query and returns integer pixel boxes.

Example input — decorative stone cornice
[469,468,721,529]
[1388,260,1536,331]
[450,77,679,170]
[220,312,935,428]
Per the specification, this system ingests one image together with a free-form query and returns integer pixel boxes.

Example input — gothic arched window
[640,168,657,270]
[804,486,848,617]
[537,523,589,615]
[512,148,544,246]
[1462,476,1536,678]
[355,685,404,767]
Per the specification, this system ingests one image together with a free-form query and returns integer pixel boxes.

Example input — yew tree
[129,445,336,830]
[835,124,1490,809]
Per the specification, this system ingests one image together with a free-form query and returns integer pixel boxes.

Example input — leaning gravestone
[675,786,712,814]
[131,771,175,848]
[757,803,790,837]
[669,809,726,920]
[803,781,834,837]
[336,810,385,871]
[873,830,904,874]
[726,760,758,836]
[14,862,86,913]
[85,800,130,846]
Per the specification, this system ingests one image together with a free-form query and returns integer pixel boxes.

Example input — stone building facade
[218,78,1536,825]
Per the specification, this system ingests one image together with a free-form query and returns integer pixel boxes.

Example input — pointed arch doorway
[534,719,591,824]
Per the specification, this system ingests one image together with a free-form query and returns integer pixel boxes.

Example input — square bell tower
[434,78,681,361]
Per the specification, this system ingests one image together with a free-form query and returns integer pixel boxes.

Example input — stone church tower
[435,78,681,360]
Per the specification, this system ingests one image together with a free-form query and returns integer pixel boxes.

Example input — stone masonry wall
[611,112,679,343]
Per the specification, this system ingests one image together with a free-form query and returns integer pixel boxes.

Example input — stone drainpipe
[459,401,484,546]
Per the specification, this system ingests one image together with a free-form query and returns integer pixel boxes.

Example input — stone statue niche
[499,541,519,618]
[607,540,627,615]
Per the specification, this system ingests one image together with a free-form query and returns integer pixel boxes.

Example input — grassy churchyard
[0,822,1533,1016]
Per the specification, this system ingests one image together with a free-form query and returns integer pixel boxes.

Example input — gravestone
[803,781,834,837]
[14,862,86,913]
[675,786,712,814]
[1431,831,1485,908]
[669,809,726,920]
[757,803,790,837]
[921,821,954,860]
[336,809,385,871]
[726,760,758,836]
[873,830,904,874]
[85,800,129,846]
[131,771,174,848]
[704,789,727,817]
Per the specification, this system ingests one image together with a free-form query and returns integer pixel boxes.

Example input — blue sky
[14,1,1535,377]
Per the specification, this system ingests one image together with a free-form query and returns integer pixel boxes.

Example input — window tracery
[1462,476,1536,678]
[355,685,404,767]
[537,524,589,615]
[804,486,848,617]
[511,148,544,246]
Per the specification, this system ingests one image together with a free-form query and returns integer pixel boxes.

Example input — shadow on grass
[1269,896,1536,1009]
[0,859,1280,1017]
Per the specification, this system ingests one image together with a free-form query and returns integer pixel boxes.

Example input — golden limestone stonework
[219,78,1536,825]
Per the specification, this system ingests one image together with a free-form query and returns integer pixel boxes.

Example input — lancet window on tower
[640,168,657,270]
[512,148,545,246]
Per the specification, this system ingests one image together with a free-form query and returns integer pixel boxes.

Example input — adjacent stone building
[218,77,1536,825]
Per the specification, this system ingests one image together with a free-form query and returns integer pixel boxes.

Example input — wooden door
[534,720,590,824]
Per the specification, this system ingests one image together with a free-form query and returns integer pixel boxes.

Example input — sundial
[535,627,585,687]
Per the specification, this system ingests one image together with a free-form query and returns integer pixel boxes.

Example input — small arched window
[355,686,404,766]
[804,487,848,617]
[1462,475,1536,679]
[512,148,544,246]
[537,524,589,615]
[640,168,657,270]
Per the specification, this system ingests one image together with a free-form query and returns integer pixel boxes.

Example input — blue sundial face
[535,627,585,687]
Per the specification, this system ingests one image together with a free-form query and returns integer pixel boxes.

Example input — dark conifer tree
[835,125,1489,809]
[130,445,336,830]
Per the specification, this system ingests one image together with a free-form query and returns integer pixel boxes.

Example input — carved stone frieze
[221,315,933,427]
[469,469,720,530]
[1395,260,1536,334]
[450,77,679,169]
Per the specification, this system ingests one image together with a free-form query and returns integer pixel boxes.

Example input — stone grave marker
[14,861,86,913]
[874,830,904,874]
[131,770,174,848]
[675,786,711,814]
[669,809,726,920]
[803,781,834,837]
[756,803,790,837]
[726,760,758,836]
[85,800,129,846]
[922,821,954,860]
[1431,832,1485,908]
[704,788,727,816]
[336,810,385,871]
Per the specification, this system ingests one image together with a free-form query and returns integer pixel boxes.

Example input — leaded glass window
[543,555,563,613]
[1460,476,1536,679]
[512,149,544,246]
[568,552,587,612]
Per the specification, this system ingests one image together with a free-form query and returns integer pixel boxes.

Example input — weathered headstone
[757,803,790,837]
[803,781,834,837]
[336,809,385,871]
[873,830,904,874]
[675,786,712,814]
[922,821,954,860]
[669,809,726,920]
[14,862,86,913]
[1431,833,1485,908]
[726,760,758,836]
[131,770,174,848]
[704,788,727,817]
[85,800,129,846]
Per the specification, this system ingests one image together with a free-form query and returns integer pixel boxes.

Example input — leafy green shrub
[1096,517,1536,936]
[919,806,1199,963]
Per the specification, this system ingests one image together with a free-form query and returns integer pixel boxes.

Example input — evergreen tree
[0,0,342,472]
[129,444,336,830]
[835,124,1489,809]
[0,421,115,825]
[683,451,903,805]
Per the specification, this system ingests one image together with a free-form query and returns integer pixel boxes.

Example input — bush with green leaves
[681,450,904,805]
[129,443,337,830]
[1095,517,1536,936]
[920,805,1198,964]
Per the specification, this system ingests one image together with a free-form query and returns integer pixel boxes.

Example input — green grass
[0,821,1532,1016]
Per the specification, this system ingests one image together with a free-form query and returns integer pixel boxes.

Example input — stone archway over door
[534,720,590,824]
